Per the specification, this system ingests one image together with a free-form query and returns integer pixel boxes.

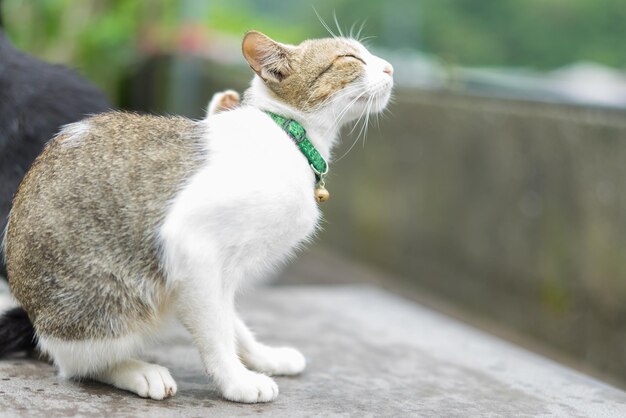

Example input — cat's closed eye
[338,54,365,64]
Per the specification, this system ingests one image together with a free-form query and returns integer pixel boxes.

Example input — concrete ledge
[1,285,626,417]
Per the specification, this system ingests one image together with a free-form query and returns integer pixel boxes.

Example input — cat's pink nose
[383,64,394,76]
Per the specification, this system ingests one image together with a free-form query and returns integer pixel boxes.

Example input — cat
[0,30,393,403]
[0,89,234,356]
[0,28,110,281]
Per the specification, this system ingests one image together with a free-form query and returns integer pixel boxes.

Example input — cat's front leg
[235,316,306,376]
[173,258,278,403]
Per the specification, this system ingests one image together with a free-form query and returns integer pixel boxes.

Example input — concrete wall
[125,57,626,383]
[318,89,626,382]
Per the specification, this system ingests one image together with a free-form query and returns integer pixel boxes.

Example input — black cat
[0,28,110,279]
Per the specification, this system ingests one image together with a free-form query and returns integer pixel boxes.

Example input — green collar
[265,111,328,179]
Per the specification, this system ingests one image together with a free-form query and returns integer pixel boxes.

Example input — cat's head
[242,31,393,127]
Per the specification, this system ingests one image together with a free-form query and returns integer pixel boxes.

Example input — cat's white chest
[159,107,321,284]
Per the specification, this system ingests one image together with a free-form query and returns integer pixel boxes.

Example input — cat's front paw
[220,369,279,403]
[243,346,306,376]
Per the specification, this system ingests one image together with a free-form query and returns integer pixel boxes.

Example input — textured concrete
[1,285,626,417]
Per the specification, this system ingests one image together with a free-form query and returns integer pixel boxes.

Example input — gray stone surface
[1,285,626,417]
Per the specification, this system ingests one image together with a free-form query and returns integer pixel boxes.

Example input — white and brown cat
[1,31,393,402]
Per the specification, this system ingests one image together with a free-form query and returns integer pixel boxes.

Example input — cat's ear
[242,31,294,83]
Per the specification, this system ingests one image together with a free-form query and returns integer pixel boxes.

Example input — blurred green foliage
[2,0,625,100]
[204,0,626,70]
[415,0,626,69]
[2,0,180,100]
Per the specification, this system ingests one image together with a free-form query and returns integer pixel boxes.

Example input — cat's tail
[0,307,37,357]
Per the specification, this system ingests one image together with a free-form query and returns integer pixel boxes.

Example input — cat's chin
[371,90,392,113]
[353,89,392,115]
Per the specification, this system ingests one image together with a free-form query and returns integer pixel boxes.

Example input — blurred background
[2,0,626,387]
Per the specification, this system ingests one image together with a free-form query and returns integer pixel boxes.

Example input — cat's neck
[243,77,339,161]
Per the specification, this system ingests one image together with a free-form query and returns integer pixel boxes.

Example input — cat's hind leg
[95,359,177,400]
[38,333,177,400]
[235,316,306,376]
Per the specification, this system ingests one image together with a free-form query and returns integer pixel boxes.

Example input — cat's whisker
[356,20,368,42]
[367,96,375,129]
[325,88,370,138]
[317,88,359,109]
[312,82,362,108]
[328,88,367,113]
[357,95,375,147]
[334,122,364,162]
[327,98,368,156]
[379,106,393,123]
[307,82,362,110]
[349,21,358,39]
[334,91,374,162]
[374,95,382,128]
[329,88,367,131]
[313,84,364,110]
[313,7,338,38]
[332,82,365,99]
[358,35,377,47]
[358,94,376,144]
[347,98,370,136]
[333,11,344,37]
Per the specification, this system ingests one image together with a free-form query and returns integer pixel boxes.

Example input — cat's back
[15,111,207,213]
[5,112,208,338]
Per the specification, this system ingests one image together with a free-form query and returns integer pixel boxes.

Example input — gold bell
[315,185,330,202]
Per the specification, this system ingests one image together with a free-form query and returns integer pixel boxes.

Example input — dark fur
[0,307,36,356]
[0,25,109,356]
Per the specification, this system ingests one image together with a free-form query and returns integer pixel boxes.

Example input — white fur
[0,279,16,313]
[39,327,178,400]
[1,211,15,312]
[235,316,306,376]
[38,333,146,378]
[58,120,91,148]
[158,104,321,402]
[1,208,11,266]
[39,40,393,402]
